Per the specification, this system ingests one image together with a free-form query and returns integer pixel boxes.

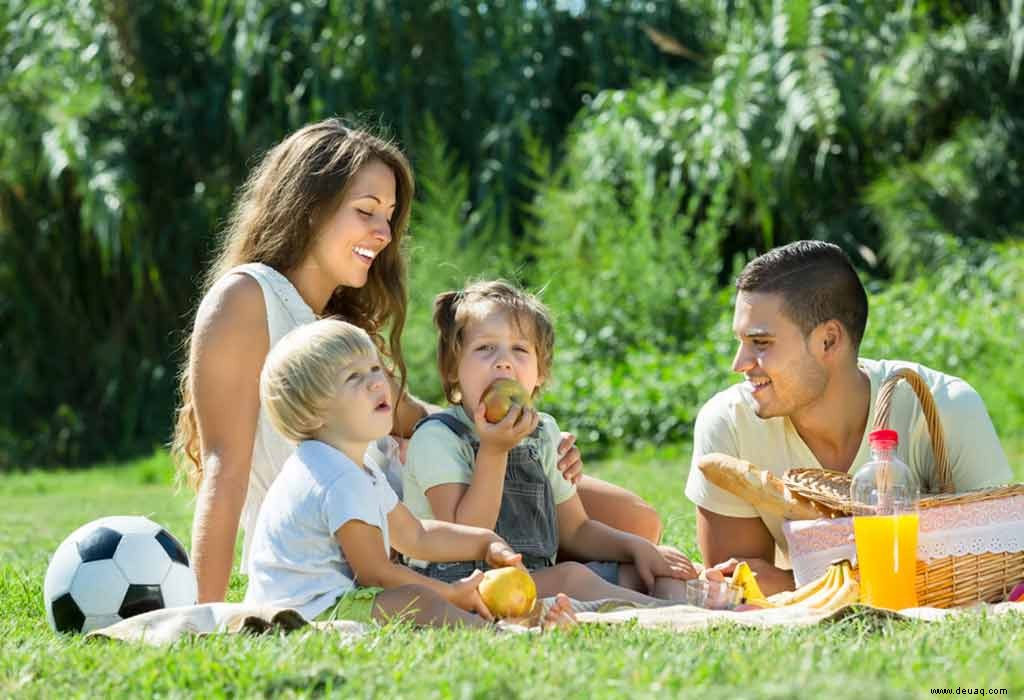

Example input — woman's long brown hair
[171,118,414,490]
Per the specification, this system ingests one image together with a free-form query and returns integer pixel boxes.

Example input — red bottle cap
[869,429,899,446]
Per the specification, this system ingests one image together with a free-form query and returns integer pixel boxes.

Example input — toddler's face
[455,309,541,417]
[321,353,394,444]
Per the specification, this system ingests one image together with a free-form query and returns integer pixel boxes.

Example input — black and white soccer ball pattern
[44,516,198,633]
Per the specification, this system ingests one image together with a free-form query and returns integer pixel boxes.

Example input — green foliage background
[2,0,1022,469]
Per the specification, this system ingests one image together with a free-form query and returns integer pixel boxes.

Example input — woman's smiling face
[309,158,397,290]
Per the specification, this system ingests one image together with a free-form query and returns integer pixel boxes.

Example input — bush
[400,118,517,403]
[4,0,1023,468]
[0,0,700,468]
[862,241,1024,439]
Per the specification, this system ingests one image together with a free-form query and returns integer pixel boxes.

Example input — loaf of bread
[696,453,833,520]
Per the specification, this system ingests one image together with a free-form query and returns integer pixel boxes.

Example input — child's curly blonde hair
[433,279,555,404]
[260,319,379,442]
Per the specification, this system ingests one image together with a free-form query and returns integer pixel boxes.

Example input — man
[684,240,1011,594]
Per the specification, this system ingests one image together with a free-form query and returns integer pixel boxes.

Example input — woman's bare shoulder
[192,272,268,351]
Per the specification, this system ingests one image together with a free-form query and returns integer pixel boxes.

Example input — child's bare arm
[335,520,495,619]
[556,495,696,590]
[425,403,539,529]
[555,494,636,562]
[386,503,522,568]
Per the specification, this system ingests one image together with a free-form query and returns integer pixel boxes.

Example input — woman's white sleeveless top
[228,263,403,574]
[229,263,316,573]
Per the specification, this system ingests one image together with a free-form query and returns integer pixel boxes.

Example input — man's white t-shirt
[685,358,1011,556]
[244,440,399,621]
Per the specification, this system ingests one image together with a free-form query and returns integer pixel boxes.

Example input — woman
[172,118,661,602]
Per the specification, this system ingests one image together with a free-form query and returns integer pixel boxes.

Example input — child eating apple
[403,280,698,604]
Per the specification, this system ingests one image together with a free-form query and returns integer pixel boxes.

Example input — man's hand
[446,570,494,620]
[712,557,795,596]
[484,540,525,571]
[473,402,539,454]
[556,432,583,484]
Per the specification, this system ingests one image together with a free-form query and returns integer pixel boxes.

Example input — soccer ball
[44,516,198,633]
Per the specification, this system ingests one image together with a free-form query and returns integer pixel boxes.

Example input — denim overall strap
[411,412,560,583]
[412,412,474,440]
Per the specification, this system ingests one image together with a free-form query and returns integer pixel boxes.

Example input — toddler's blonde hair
[260,319,379,442]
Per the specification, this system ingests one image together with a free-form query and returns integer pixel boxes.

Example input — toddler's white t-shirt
[244,440,399,621]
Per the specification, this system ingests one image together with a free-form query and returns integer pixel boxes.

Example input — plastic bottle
[850,429,920,609]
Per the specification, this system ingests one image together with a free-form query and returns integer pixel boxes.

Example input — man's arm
[939,380,1012,490]
[696,507,794,595]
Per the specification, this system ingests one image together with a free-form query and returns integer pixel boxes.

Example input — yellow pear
[478,567,537,619]
[480,378,532,423]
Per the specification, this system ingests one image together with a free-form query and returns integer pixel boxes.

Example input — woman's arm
[390,380,442,438]
[557,495,694,591]
[189,274,268,602]
[575,474,662,544]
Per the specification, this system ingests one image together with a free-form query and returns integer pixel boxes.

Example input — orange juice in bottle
[851,429,920,610]
[852,511,919,609]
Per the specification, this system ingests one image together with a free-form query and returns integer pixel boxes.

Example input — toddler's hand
[448,569,494,620]
[484,540,525,571]
[473,401,540,455]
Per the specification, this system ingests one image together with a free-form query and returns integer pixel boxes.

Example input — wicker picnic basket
[783,368,1024,608]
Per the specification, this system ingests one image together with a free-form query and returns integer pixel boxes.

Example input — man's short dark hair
[736,240,868,350]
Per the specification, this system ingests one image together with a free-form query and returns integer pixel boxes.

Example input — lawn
[1,445,1022,699]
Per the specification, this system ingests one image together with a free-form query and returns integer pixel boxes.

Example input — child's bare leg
[616,563,644,591]
[371,585,489,629]
[540,593,577,629]
[617,564,689,602]
[652,576,687,602]
[531,562,659,605]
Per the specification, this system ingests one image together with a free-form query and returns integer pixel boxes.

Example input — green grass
[2,445,1022,699]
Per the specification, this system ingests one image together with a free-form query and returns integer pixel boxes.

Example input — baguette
[696,453,830,520]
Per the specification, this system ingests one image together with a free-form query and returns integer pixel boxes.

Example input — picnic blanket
[85,603,369,646]
[574,600,1022,630]
[85,598,1024,646]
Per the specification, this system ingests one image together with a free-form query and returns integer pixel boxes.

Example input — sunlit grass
[2,445,1021,698]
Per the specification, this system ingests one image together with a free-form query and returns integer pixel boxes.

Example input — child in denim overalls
[403,280,697,604]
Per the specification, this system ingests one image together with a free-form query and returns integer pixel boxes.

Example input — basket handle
[871,368,954,494]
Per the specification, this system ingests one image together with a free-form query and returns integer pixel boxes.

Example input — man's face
[731,291,827,420]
